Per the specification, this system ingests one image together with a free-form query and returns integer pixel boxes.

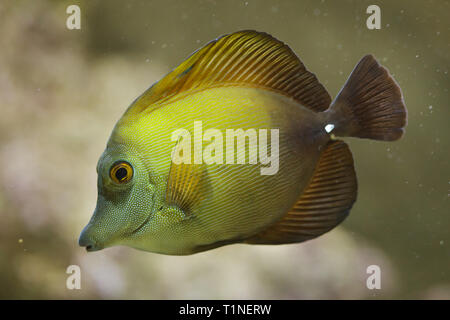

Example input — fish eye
[110,161,133,184]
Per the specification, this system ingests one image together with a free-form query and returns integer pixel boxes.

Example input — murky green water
[0,0,448,299]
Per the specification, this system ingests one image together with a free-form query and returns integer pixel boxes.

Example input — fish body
[79,31,407,255]
[111,87,326,253]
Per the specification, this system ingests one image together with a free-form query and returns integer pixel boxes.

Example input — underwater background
[0,0,448,299]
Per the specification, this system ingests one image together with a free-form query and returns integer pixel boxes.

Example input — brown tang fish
[79,30,407,255]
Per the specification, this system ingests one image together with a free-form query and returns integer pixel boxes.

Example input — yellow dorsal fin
[246,140,357,245]
[129,30,331,115]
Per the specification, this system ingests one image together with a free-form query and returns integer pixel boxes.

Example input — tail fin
[327,54,407,141]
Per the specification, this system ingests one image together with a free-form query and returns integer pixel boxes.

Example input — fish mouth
[79,227,104,252]
[85,244,103,252]
[79,239,104,252]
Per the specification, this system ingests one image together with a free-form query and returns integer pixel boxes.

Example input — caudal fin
[328,54,407,141]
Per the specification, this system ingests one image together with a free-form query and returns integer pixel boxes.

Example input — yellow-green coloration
[79,30,407,255]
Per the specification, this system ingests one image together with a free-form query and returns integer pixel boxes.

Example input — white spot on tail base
[325,124,335,133]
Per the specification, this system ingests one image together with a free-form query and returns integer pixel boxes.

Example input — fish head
[79,141,158,252]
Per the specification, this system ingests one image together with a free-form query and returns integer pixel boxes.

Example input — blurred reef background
[0,0,448,299]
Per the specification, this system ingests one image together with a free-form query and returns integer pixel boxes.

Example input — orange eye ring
[110,161,133,184]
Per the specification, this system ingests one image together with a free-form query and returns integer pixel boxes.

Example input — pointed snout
[78,225,104,252]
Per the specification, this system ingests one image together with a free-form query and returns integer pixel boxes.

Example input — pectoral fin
[246,140,357,244]
[165,161,206,216]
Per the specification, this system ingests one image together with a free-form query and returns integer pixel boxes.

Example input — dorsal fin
[245,140,357,245]
[129,30,331,114]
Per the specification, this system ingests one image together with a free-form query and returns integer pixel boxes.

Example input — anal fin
[246,140,357,244]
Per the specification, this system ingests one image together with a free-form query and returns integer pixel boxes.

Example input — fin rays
[166,162,205,215]
[246,140,357,245]
[127,30,331,116]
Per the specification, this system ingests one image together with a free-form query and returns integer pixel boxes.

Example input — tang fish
[79,30,407,255]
